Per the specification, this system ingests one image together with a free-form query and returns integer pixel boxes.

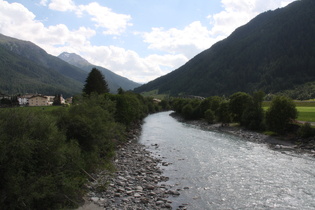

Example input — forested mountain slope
[58,52,140,92]
[134,0,315,97]
[0,35,84,97]
[0,34,87,83]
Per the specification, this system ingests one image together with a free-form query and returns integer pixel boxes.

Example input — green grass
[263,101,315,122]
[140,89,169,100]
[0,105,65,113]
[296,107,315,122]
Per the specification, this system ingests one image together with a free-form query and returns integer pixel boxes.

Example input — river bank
[77,124,184,210]
[170,112,315,155]
[78,111,315,209]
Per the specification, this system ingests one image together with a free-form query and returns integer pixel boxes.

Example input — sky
[0,0,296,84]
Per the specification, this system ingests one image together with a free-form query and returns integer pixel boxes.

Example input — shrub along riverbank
[170,92,315,149]
[0,92,163,210]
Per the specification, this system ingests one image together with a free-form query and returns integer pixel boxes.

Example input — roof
[29,95,48,99]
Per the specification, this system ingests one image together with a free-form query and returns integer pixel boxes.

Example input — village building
[0,93,10,100]
[2,93,68,107]
[28,95,50,106]
[17,94,35,106]
[65,97,72,104]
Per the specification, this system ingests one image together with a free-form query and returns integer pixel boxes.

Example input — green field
[296,107,315,122]
[140,89,169,100]
[263,101,315,122]
[0,105,65,113]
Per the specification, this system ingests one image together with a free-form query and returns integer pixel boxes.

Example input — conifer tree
[53,94,61,105]
[83,68,109,95]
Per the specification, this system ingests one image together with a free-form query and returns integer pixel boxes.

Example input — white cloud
[0,1,95,56]
[77,45,187,83]
[77,2,132,35]
[0,0,95,51]
[142,0,295,60]
[40,0,48,6]
[0,1,178,83]
[48,0,76,12]
[143,21,223,59]
[209,0,296,37]
[0,0,297,84]
[45,1,132,36]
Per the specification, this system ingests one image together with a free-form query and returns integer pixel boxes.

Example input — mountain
[134,0,315,98]
[58,52,141,92]
[0,34,87,83]
[0,34,86,97]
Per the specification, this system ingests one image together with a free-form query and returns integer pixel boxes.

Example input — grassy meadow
[263,101,315,122]
[140,89,169,100]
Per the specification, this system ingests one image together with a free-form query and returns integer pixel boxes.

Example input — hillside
[134,0,315,98]
[0,34,87,83]
[58,52,141,92]
[0,35,84,97]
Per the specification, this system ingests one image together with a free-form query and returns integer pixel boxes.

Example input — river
[139,111,315,209]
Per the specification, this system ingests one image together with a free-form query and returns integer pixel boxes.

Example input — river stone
[136,186,143,192]
[146,184,155,190]
[90,197,99,202]
[82,124,175,210]
[134,193,141,198]
[156,200,164,205]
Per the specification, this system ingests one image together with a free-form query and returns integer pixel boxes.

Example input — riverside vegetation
[0,89,164,209]
[170,91,315,150]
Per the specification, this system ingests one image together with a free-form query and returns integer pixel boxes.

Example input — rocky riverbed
[78,127,186,210]
[78,113,315,209]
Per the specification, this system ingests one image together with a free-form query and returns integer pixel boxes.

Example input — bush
[57,95,125,167]
[0,92,158,210]
[217,101,232,125]
[204,109,215,124]
[0,109,84,210]
[265,96,297,134]
[298,122,315,138]
[229,92,252,122]
[182,103,194,120]
[109,92,151,127]
[241,100,265,130]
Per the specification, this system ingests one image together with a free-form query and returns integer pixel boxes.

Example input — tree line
[0,68,162,209]
[170,91,314,138]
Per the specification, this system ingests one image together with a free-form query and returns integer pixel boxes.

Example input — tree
[217,101,231,126]
[241,91,265,130]
[182,103,194,120]
[53,94,61,105]
[198,96,223,119]
[117,87,125,95]
[265,96,297,134]
[83,68,109,95]
[205,109,215,124]
[229,92,252,123]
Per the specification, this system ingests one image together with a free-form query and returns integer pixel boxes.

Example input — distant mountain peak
[58,52,141,92]
[58,52,91,68]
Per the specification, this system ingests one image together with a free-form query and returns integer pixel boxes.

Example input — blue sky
[0,0,295,83]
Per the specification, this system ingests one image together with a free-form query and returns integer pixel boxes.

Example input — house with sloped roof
[28,95,50,106]
[18,94,34,106]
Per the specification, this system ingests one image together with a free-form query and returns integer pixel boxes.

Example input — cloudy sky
[0,0,295,83]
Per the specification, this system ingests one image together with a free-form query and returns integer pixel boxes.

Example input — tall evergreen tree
[83,68,109,95]
[53,94,61,106]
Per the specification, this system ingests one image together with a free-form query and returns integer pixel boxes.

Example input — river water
[139,111,315,210]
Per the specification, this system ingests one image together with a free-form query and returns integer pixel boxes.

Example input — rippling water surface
[139,111,315,209]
